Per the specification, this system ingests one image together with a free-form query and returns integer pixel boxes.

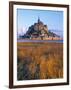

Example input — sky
[17,9,63,37]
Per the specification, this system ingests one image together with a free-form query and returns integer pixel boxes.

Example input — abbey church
[22,17,62,40]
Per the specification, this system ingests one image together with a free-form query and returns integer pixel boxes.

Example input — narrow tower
[38,17,40,24]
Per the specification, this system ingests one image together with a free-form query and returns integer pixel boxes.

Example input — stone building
[25,17,48,39]
[22,17,61,40]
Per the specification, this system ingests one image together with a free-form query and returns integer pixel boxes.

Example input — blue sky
[17,9,63,37]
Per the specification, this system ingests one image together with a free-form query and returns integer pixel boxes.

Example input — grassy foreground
[17,42,63,80]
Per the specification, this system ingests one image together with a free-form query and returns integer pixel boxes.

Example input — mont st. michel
[20,17,62,40]
[17,10,63,80]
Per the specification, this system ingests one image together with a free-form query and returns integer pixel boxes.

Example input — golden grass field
[17,42,63,80]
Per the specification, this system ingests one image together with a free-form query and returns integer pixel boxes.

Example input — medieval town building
[22,17,62,40]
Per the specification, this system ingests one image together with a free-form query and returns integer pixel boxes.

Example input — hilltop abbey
[22,17,62,40]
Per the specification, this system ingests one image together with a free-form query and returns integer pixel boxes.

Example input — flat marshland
[17,42,63,80]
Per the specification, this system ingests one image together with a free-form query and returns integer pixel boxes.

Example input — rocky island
[20,17,62,40]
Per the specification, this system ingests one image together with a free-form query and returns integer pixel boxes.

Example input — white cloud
[17,26,28,36]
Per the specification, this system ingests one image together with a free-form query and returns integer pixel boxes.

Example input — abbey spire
[38,17,40,23]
